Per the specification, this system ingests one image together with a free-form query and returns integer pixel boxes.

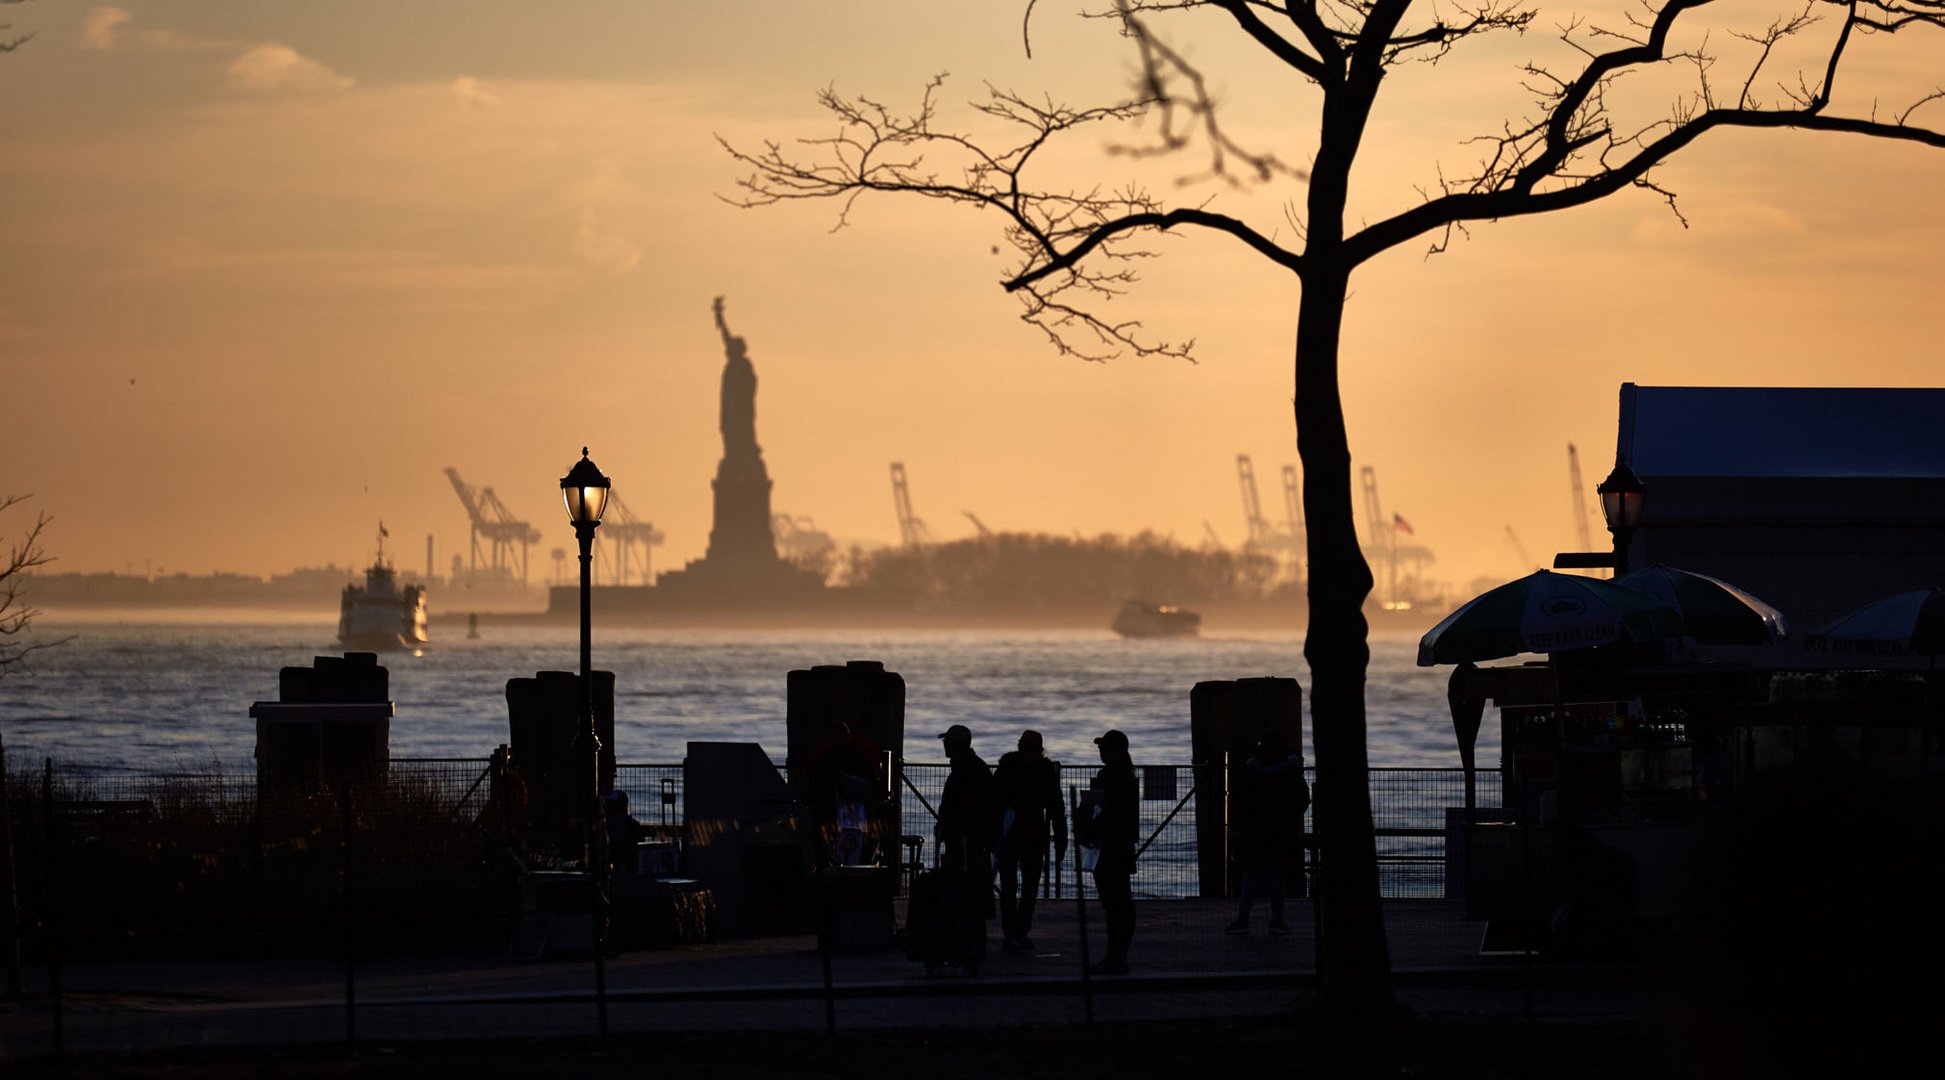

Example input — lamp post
[1596,454,1647,576]
[560,447,610,1036]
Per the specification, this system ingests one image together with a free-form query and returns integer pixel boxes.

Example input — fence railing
[0,755,1507,1056]
[5,759,1500,908]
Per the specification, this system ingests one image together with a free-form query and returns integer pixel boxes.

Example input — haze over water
[1,624,1478,773]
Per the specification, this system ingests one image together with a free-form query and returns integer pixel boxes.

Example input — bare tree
[0,494,62,680]
[726,0,1945,1022]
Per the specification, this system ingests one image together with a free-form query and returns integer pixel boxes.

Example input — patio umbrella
[1613,564,1788,644]
[1416,569,1682,667]
[1804,587,1945,657]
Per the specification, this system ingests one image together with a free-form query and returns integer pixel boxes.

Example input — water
[1,621,1491,773]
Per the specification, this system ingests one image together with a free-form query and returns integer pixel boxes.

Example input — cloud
[78,6,131,50]
[227,44,354,94]
[572,163,643,275]
[452,76,502,110]
[79,8,347,94]
[78,5,230,52]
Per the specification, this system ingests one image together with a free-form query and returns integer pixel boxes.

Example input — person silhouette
[1224,730,1308,935]
[992,729,1066,949]
[1080,728,1139,975]
[936,724,998,883]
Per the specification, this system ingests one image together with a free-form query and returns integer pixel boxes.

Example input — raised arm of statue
[713,295,738,353]
[713,294,758,453]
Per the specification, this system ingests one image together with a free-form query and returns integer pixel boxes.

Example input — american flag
[1392,514,1413,535]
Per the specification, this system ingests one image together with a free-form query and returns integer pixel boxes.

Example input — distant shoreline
[37,599,1446,637]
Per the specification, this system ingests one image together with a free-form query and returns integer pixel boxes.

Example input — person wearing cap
[935,724,999,881]
[992,729,1067,950]
[1080,728,1139,975]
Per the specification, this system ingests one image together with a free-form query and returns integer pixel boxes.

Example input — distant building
[1617,382,1945,639]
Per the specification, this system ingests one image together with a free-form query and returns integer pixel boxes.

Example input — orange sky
[4,2,1942,595]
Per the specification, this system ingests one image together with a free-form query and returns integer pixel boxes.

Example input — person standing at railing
[1077,728,1139,975]
[993,729,1066,950]
[1224,730,1308,935]
[935,724,998,886]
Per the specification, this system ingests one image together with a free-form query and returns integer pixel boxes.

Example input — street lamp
[560,447,611,1035]
[1597,454,1647,575]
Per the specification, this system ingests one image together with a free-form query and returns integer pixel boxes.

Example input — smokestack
[426,534,435,584]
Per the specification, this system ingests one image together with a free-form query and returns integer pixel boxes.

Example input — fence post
[1070,784,1093,1027]
[341,782,355,1050]
[0,729,19,1001]
[41,758,62,1053]
[251,767,265,952]
[817,869,836,1038]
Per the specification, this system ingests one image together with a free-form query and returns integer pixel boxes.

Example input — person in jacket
[1079,728,1139,975]
[935,724,998,878]
[992,728,1067,949]
[1224,730,1309,935]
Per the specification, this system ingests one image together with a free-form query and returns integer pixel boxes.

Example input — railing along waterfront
[896,763,1501,899]
[0,755,1512,1056]
[9,760,1498,903]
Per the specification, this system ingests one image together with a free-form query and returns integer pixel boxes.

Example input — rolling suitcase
[905,850,988,975]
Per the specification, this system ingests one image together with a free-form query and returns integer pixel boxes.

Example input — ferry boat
[1111,600,1201,639]
[338,524,429,651]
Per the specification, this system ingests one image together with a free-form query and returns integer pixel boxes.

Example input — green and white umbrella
[1614,564,1788,645]
[1416,569,1683,667]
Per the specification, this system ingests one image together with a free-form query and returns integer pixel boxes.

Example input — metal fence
[0,755,1510,1058]
[897,763,1502,900]
[7,758,1498,904]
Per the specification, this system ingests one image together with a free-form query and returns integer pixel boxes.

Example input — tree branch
[1355,0,1945,264]
[1,493,68,678]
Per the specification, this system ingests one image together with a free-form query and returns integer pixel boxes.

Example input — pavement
[0,897,1674,1060]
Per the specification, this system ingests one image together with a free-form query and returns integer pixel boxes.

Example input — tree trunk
[1297,259,1393,1024]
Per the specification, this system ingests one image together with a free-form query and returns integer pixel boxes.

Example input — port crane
[443,467,541,585]
[1236,455,1275,548]
[598,490,665,586]
[963,511,994,540]
[890,462,932,548]
[1505,524,1535,572]
[1360,465,1397,606]
[773,513,836,569]
[1567,443,1594,554]
[1280,463,1308,586]
[1281,465,1306,543]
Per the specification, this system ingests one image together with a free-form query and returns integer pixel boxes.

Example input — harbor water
[1,622,1490,773]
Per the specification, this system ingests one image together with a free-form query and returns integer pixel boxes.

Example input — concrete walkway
[0,898,1669,1058]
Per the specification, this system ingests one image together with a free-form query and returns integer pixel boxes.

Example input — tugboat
[338,523,429,651]
[1111,600,1201,639]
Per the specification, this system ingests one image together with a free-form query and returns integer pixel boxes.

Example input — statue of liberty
[713,296,758,456]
